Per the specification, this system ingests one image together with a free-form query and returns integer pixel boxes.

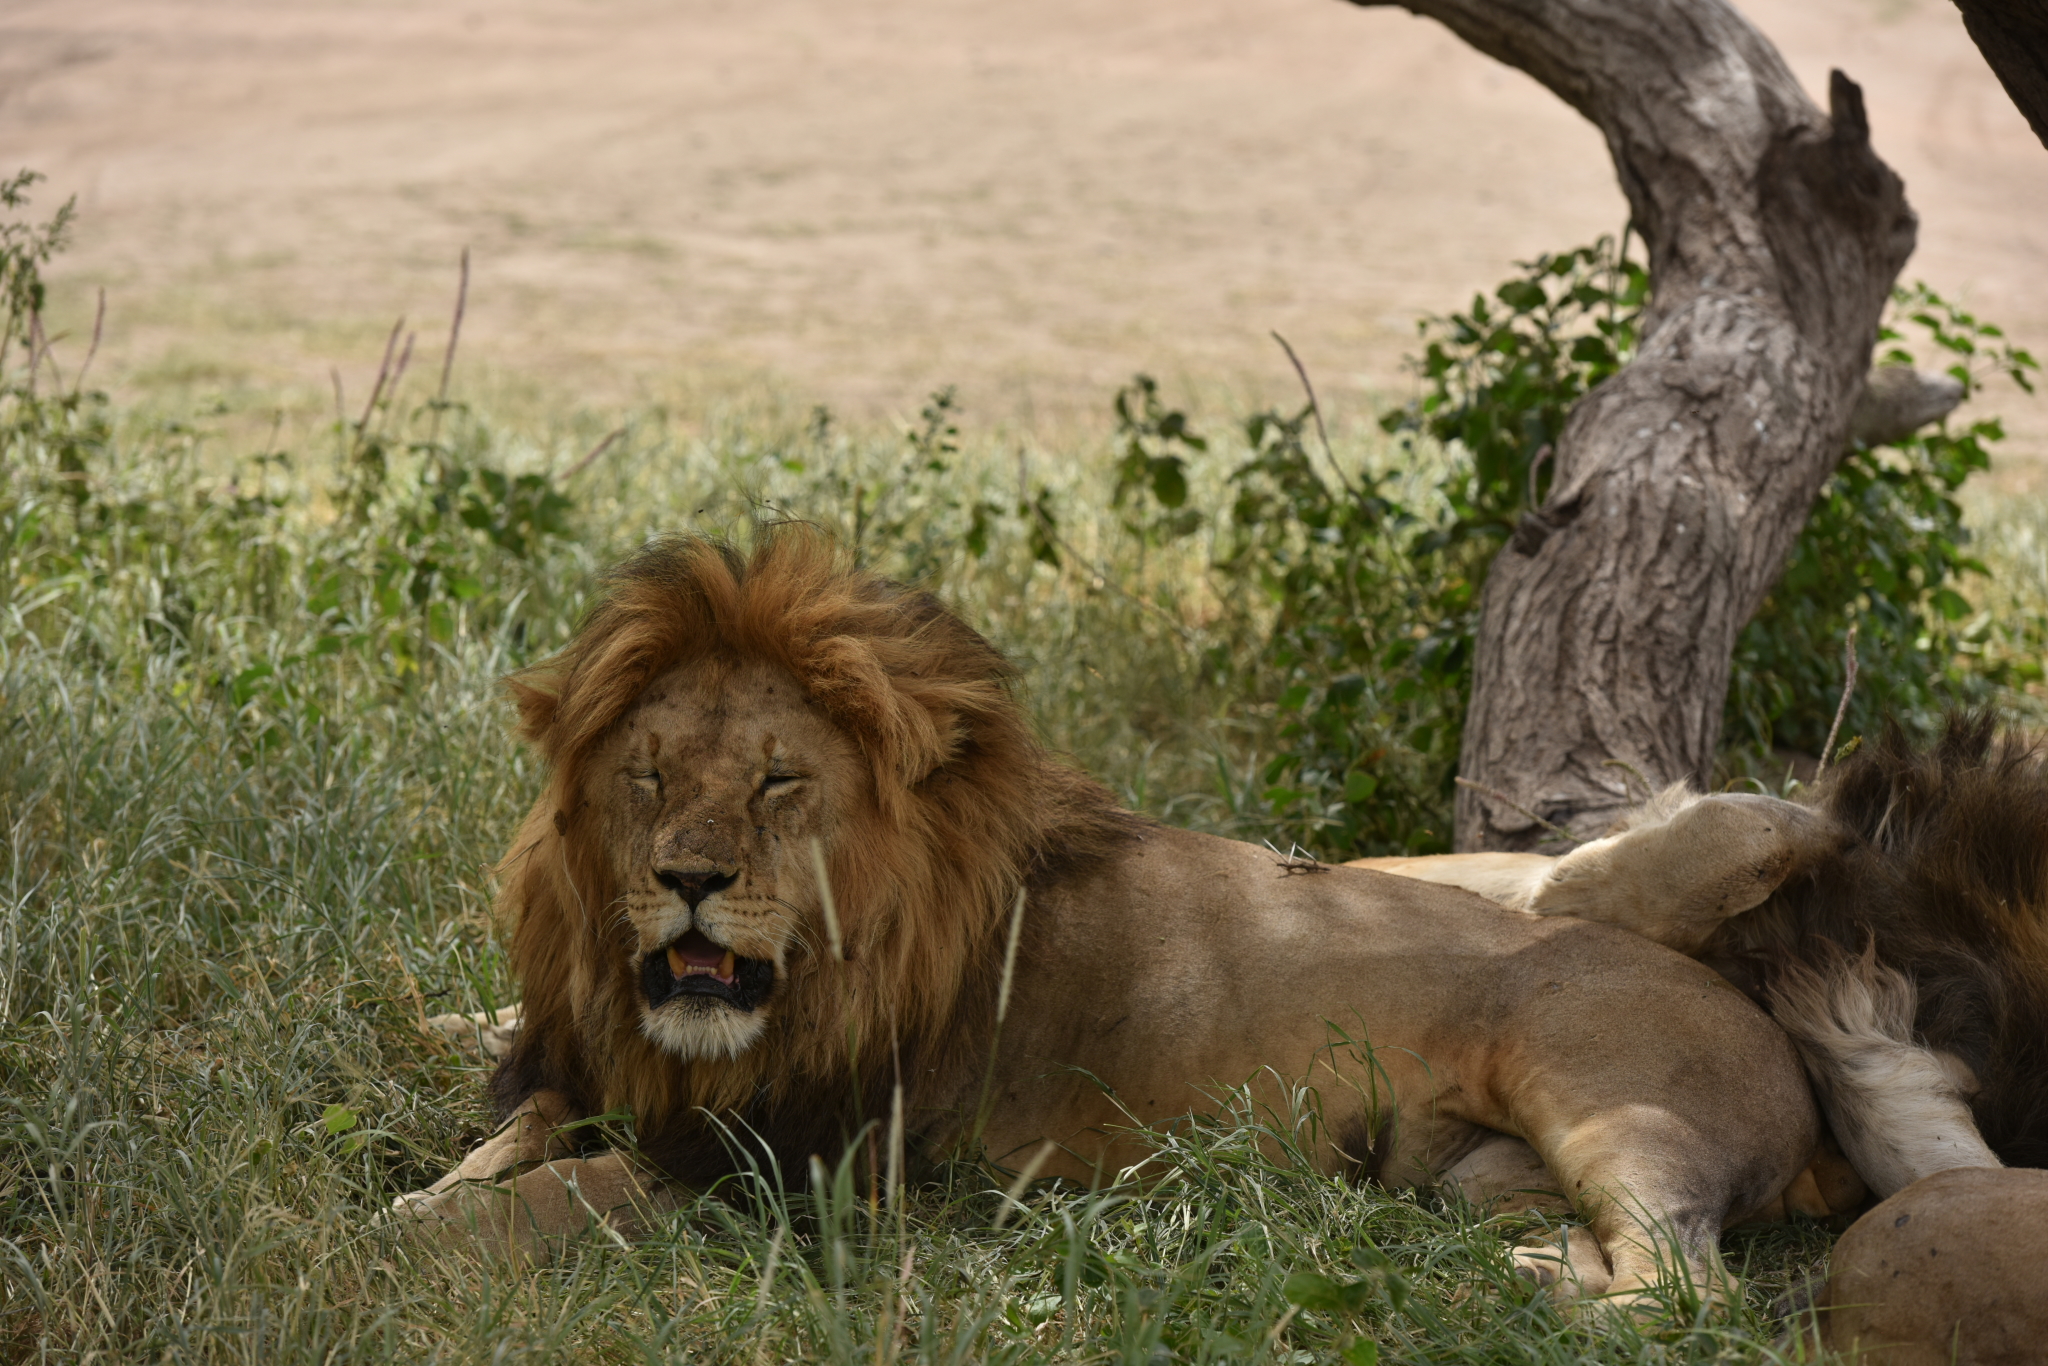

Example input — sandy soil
[0,0,2042,461]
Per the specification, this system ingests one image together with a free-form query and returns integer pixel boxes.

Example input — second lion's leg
[1525,789,1850,954]
[1355,788,1851,956]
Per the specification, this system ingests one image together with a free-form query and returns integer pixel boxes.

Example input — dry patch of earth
[0,0,2041,464]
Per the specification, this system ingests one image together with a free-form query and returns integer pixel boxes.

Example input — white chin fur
[640,999,769,1061]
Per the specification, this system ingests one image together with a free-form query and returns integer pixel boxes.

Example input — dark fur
[1704,714,2048,1167]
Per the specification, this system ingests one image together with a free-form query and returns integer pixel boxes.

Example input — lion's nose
[656,868,736,909]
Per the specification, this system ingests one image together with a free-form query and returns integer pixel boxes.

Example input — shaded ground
[0,0,2042,461]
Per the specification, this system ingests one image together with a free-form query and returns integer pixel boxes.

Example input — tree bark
[1952,0,2048,150]
[1345,0,1917,850]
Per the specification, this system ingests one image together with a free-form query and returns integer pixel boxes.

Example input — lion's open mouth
[641,929,775,1012]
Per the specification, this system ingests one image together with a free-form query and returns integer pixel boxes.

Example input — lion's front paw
[1511,1229,1613,1302]
[390,1152,685,1268]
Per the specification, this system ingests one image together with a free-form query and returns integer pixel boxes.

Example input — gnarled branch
[1346,0,1916,848]
[1951,0,2048,150]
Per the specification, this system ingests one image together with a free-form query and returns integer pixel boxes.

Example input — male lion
[1356,717,2048,1201]
[400,528,1825,1304]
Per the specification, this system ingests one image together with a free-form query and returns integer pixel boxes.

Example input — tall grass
[0,358,1866,1363]
[2,180,2040,1358]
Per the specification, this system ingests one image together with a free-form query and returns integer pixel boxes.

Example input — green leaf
[1341,1341,1380,1366]
[1150,458,1188,509]
[1344,771,1379,803]
[229,662,275,707]
[322,1104,359,1137]
[1283,1270,1373,1314]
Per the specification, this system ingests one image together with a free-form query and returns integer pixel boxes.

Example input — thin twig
[1454,776,1573,840]
[561,426,626,481]
[430,248,470,451]
[330,367,348,456]
[1271,330,1351,493]
[1263,840,1328,875]
[995,887,1026,1026]
[75,288,106,394]
[388,331,416,408]
[438,248,469,407]
[1816,621,1861,776]
[356,317,406,434]
[25,312,52,397]
[1600,757,1651,806]
[808,837,844,962]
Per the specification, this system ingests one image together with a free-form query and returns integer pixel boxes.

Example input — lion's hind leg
[1444,1129,1860,1307]
[1520,1104,1795,1312]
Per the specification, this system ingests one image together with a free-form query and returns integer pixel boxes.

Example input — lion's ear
[507,678,561,747]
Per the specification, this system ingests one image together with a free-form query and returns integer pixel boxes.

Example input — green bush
[1133,239,2041,857]
[1728,285,2041,760]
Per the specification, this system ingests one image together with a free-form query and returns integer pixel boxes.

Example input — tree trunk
[1952,0,2048,150]
[1345,0,1917,850]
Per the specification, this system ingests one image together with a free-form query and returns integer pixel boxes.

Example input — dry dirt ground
[0,0,2042,464]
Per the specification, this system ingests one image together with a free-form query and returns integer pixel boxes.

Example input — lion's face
[591,654,861,1061]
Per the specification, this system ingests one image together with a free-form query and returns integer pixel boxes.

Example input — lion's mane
[1720,714,2048,1167]
[489,527,1134,1181]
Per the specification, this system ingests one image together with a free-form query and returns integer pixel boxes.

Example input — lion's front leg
[392,1088,577,1215]
[410,1150,686,1268]
[395,1090,685,1265]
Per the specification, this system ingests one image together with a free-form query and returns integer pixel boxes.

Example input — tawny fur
[405,526,1828,1306]
[1363,715,2048,1196]
[1766,947,1998,1196]
[487,530,1133,1178]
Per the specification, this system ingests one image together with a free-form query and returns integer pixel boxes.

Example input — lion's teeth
[664,943,738,982]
